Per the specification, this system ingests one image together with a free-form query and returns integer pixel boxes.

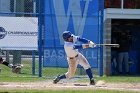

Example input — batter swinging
[53,31,96,85]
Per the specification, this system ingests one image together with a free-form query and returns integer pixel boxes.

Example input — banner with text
[0,17,38,50]
[44,0,101,68]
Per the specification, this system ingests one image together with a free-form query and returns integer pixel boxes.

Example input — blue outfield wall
[44,0,103,68]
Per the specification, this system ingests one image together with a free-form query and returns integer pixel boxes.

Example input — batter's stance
[53,31,96,85]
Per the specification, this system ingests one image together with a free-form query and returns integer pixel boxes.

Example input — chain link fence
[0,0,41,77]
[0,0,71,78]
[0,0,104,78]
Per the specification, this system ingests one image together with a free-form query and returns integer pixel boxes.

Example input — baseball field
[0,61,140,93]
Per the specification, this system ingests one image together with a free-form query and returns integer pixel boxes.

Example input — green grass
[20,60,68,77]
[0,60,67,76]
[76,76,140,84]
[1,61,140,93]
[0,90,140,93]
[1,62,140,83]
[0,76,47,82]
[98,75,140,83]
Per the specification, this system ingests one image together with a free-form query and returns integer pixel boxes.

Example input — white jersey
[64,35,79,57]
[63,33,91,79]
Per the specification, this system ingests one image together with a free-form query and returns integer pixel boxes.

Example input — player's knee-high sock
[86,68,93,80]
[59,74,66,79]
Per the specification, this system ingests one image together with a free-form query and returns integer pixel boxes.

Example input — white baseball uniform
[64,35,91,79]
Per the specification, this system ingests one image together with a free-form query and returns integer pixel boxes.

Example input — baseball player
[53,31,96,85]
[0,57,13,68]
[0,57,23,73]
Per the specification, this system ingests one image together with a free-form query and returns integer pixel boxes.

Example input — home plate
[95,80,107,87]
[73,80,107,87]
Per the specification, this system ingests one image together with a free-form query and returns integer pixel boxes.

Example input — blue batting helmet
[62,31,72,41]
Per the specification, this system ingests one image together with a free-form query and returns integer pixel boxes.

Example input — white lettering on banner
[44,49,96,59]
[44,50,50,57]
[53,0,92,44]
[58,50,65,58]
[44,50,66,59]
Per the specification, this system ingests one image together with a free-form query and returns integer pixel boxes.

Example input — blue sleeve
[77,37,89,43]
[73,44,83,49]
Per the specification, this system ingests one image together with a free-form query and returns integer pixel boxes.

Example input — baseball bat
[96,44,119,47]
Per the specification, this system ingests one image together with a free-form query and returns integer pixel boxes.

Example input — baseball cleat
[90,78,95,85]
[53,75,60,84]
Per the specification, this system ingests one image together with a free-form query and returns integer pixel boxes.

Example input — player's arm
[73,44,89,49]
[77,37,90,43]
[74,36,96,48]
[77,37,96,46]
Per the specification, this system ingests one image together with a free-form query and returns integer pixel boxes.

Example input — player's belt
[69,54,78,59]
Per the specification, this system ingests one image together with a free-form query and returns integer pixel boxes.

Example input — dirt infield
[0,81,140,92]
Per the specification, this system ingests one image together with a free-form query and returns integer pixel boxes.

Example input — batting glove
[89,41,96,48]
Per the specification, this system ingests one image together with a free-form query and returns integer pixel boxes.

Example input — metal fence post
[32,0,37,76]
[32,50,35,75]
[99,0,104,76]
[38,0,43,77]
